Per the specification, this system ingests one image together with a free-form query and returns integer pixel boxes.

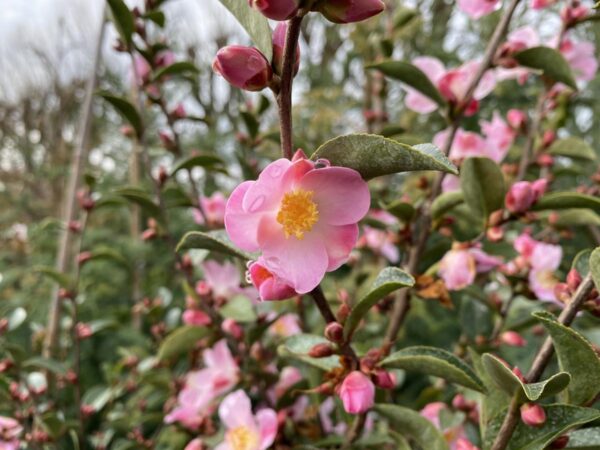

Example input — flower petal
[242,159,291,213]
[256,409,278,450]
[225,181,264,252]
[218,390,256,430]
[320,223,359,271]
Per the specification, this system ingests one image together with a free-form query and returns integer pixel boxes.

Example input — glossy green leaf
[344,267,414,340]
[152,62,199,81]
[482,353,571,402]
[591,248,600,291]
[374,404,449,450]
[217,0,273,60]
[515,46,577,90]
[277,334,340,371]
[565,427,600,449]
[367,60,446,106]
[170,154,225,175]
[219,295,257,323]
[107,0,135,45]
[381,346,485,392]
[98,92,142,138]
[534,311,600,405]
[311,134,458,180]
[431,191,465,219]
[176,230,255,260]
[547,137,596,161]
[483,404,600,450]
[460,157,505,225]
[158,326,210,361]
[533,192,600,213]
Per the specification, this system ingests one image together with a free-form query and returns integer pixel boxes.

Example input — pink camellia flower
[315,0,385,24]
[215,390,278,450]
[520,403,546,427]
[193,192,227,226]
[0,416,22,450]
[213,46,273,91]
[165,340,239,429]
[439,245,502,291]
[249,0,300,20]
[481,112,516,162]
[358,210,399,262]
[248,259,297,301]
[457,0,501,19]
[560,38,598,82]
[268,313,302,337]
[272,22,300,76]
[338,371,375,414]
[185,439,204,450]
[434,128,488,161]
[225,150,370,294]
[182,309,211,327]
[273,367,303,399]
[405,57,496,115]
[421,403,479,449]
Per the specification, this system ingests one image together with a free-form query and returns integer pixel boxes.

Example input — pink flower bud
[372,368,395,389]
[308,343,335,358]
[182,309,211,327]
[249,0,300,20]
[520,403,546,427]
[531,178,548,200]
[537,154,554,167]
[542,130,556,148]
[272,22,300,76]
[507,109,527,129]
[324,322,344,343]
[500,331,527,347]
[512,366,526,382]
[505,181,535,213]
[212,46,272,91]
[566,269,582,291]
[221,318,244,339]
[195,280,211,297]
[76,323,93,340]
[338,371,375,414]
[78,251,93,266]
[171,103,186,119]
[315,0,385,24]
[248,260,296,301]
[158,130,174,149]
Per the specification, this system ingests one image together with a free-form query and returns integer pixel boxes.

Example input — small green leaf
[219,295,257,323]
[534,311,600,405]
[176,230,255,260]
[483,404,600,450]
[115,186,161,217]
[344,267,414,340]
[311,134,458,180]
[384,200,416,221]
[277,334,340,371]
[98,92,142,138]
[33,266,74,289]
[533,192,600,213]
[367,60,446,107]
[547,137,596,161]
[374,404,450,450]
[143,10,165,27]
[460,157,505,225]
[217,0,273,60]
[482,353,570,402]
[170,154,225,175]
[591,247,600,291]
[107,0,135,45]
[152,62,199,81]
[381,346,485,392]
[515,46,577,90]
[431,191,465,219]
[87,248,130,268]
[158,326,210,361]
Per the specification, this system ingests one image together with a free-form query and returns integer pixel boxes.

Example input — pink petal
[531,243,562,271]
[242,159,291,213]
[225,181,264,252]
[218,390,256,430]
[405,90,439,114]
[320,223,359,271]
[256,409,278,450]
[413,56,447,83]
[299,167,370,226]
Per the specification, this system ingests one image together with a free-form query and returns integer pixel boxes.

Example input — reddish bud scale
[308,343,335,358]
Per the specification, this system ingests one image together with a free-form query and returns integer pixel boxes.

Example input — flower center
[276,189,319,239]
[227,426,259,450]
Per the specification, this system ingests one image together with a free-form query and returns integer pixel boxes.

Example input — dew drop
[248,195,265,212]
[269,162,284,178]
[315,158,331,169]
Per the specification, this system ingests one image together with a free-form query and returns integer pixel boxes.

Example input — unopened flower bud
[338,371,375,414]
[500,331,527,347]
[68,221,82,233]
[272,22,300,76]
[315,0,385,24]
[566,269,582,291]
[507,109,527,130]
[141,228,157,241]
[308,343,335,358]
[212,46,272,91]
[372,368,395,389]
[171,103,186,119]
[324,322,344,343]
[249,0,300,20]
[542,130,556,148]
[520,403,546,427]
[195,280,211,297]
[554,282,571,304]
[78,251,93,266]
[76,322,93,340]
[537,153,554,167]
[505,181,535,213]
[221,318,244,339]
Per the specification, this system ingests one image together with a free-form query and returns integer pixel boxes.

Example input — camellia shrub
[2,0,600,449]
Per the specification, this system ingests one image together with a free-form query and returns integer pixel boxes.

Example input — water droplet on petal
[248,195,265,212]
[245,271,252,284]
[315,158,331,169]
[269,163,284,178]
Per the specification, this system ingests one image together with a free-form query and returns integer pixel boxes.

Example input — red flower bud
[308,343,335,358]
[213,46,272,91]
[315,0,385,24]
[324,322,344,343]
[520,403,546,427]
[249,0,300,20]
[272,22,300,76]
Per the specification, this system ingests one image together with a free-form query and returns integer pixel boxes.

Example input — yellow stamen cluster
[276,189,319,239]
[227,426,259,450]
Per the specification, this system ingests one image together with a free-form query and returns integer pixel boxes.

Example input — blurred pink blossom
[0,416,22,450]
[421,402,479,449]
[193,192,227,226]
[457,0,501,19]
[560,38,598,82]
[268,313,302,337]
[439,245,502,290]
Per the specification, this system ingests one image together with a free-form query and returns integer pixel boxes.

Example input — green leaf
[170,154,225,175]
[87,248,130,268]
[533,192,600,213]
[515,46,577,90]
[176,230,255,260]
[33,266,73,289]
[367,60,446,107]
[374,404,450,450]
[534,311,600,405]
[158,326,210,361]
[82,386,113,411]
[483,404,600,450]
[217,0,273,60]
[431,191,465,219]
[219,295,257,323]
[547,137,596,161]
[277,334,340,371]
[384,200,416,221]
[107,0,135,45]
[98,92,142,138]
[152,62,199,81]
[591,247,600,291]
[22,357,68,375]
[344,267,414,340]
[460,157,505,225]
[310,134,458,180]
[482,353,570,402]
[115,186,161,217]
[572,249,592,277]
[143,10,166,27]
[381,346,485,392]
[565,427,600,449]
[551,209,600,227]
